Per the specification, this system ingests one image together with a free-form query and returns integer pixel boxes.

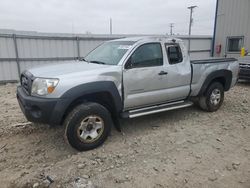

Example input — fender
[60,81,123,131]
[198,70,232,96]
[62,81,122,111]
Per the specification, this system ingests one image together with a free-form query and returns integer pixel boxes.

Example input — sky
[0,0,217,35]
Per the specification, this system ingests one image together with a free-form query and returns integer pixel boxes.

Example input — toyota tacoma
[17,37,239,151]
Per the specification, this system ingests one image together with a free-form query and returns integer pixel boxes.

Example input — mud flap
[112,115,121,132]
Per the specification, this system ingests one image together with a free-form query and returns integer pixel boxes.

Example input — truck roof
[112,36,183,43]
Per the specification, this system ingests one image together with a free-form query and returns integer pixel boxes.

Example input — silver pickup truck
[17,37,239,151]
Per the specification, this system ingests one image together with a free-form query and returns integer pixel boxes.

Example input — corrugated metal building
[213,0,250,57]
[0,30,212,82]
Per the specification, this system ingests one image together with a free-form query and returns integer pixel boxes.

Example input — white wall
[0,31,212,82]
[214,0,250,58]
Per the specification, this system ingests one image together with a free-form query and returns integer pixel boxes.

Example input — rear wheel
[64,102,112,151]
[199,82,224,112]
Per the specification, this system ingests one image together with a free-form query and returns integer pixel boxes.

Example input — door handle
[158,71,168,75]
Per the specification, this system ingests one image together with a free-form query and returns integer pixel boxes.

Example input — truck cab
[122,38,191,109]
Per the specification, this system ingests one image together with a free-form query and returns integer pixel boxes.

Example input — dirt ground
[0,83,250,188]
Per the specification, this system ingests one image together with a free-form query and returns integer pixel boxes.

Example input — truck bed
[190,57,239,97]
[191,58,237,64]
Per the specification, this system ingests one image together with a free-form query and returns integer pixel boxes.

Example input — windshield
[84,41,135,65]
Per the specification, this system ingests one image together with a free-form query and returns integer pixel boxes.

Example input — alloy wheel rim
[210,89,221,106]
[77,115,104,143]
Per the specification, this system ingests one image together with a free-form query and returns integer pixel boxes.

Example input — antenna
[110,18,112,35]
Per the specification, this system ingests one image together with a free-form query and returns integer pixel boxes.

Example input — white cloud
[0,0,217,35]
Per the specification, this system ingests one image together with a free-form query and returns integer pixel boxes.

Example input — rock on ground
[0,82,250,188]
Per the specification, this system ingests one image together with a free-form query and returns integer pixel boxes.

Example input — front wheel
[64,102,112,151]
[199,82,224,112]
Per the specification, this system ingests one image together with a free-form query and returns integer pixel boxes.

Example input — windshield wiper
[79,57,88,62]
[79,58,106,65]
[89,60,106,65]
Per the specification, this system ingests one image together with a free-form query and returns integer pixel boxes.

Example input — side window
[166,44,183,64]
[130,43,163,68]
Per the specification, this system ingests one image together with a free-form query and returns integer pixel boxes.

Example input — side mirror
[125,58,133,69]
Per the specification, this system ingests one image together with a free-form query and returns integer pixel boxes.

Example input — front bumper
[239,68,250,80]
[17,86,68,125]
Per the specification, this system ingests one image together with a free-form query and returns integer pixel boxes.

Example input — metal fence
[0,31,212,82]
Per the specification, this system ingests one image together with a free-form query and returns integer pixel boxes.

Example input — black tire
[199,82,224,112]
[64,102,112,151]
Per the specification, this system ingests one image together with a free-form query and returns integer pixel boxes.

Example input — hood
[27,61,110,77]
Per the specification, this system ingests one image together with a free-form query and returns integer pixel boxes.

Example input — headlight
[31,78,59,96]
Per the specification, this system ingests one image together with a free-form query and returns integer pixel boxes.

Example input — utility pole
[110,18,112,35]
[187,5,197,54]
[170,23,174,35]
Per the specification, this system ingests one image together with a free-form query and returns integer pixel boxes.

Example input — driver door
[123,42,169,110]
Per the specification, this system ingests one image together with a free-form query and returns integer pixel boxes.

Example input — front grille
[239,63,250,70]
[20,72,33,94]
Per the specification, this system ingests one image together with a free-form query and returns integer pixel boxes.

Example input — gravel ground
[0,82,249,188]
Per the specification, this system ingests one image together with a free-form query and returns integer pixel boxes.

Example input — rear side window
[130,43,163,68]
[166,44,183,64]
